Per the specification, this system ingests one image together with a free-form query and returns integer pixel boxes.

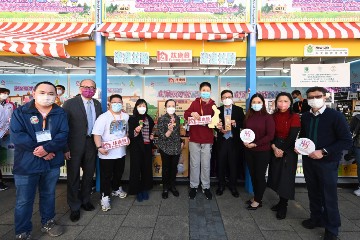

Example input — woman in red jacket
[268,92,301,219]
[244,93,275,210]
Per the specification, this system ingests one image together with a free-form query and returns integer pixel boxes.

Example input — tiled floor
[1,182,360,239]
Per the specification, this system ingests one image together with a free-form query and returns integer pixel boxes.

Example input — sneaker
[301,218,324,229]
[15,232,32,239]
[189,188,197,199]
[136,193,143,202]
[354,187,360,196]
[100,195,111,212]
[41,219,64,237]
[202,188,213,200]
[112,186,127,198]
[0,182,8,191]
[142,191,149,200]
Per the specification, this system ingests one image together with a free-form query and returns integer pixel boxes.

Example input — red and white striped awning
[258,22,360,40]
[0,22,95,58]
[98,22,253,40]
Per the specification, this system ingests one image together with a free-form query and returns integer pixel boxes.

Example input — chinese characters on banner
[157,50,192,63]
[200,52,236,65]
[114,51,149,65]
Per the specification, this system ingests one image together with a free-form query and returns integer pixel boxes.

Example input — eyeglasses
[307,95,324,99]
[80,86,96,90]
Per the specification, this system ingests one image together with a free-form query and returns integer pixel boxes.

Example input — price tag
[295,138,316,155]
[240,129,255,143]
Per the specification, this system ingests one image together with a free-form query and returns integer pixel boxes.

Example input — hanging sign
[200,52,236,65]
[291,63,350,87]
[168,77,187,84]
[304,45,349,57]
[102,137,130,150]
[157,50,192,63]
[114,51,149,65]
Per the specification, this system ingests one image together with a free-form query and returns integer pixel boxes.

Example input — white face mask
[308,98,324,109]
[56,89,63,95]
[222,98,233,106]
[166,107,176,115]
[36,94,55,107]
[0,93,9,100]
[137,106,146,115]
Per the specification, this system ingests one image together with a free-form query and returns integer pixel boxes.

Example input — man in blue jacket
[298,87,352,240]
[10,81,69,239]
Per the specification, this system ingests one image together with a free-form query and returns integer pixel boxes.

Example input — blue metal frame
[95,0,107,192]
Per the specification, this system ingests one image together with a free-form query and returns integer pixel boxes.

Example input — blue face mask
[251,104,262,111]
[293,98,300,103]
[111,103,122,113]
[201,91,211,99]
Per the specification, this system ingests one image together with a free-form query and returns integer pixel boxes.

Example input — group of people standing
[3,79,354,240]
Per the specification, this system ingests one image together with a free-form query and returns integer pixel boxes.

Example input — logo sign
[291,63,350,87]
[304,45,348,57]
[200,52,236,65]
[157,50,192,63]
[188,115,212,125]
[102,137,130,150]
[114,51,149,65]
[168,77,186,84]
[295,138,316,155]
[240,129,255,143]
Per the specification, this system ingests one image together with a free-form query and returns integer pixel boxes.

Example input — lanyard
[199,99,204,116]
[37,107,52,131]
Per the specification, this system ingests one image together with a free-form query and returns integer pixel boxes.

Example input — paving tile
[113,227,153,240]
[58,208,100,226]
[339,215,360,232]
[338,201,360,220]
[122,205,159,228]
[158,197,189,216]
[152,216,189,240]
[0,225,13,237]
[38,226,85,240]
[262,230,302,240]
[76,215,124,240]
[338,232,360,240]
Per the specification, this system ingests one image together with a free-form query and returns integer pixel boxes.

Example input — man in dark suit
[216,90,245,198]
[63,79,102,222]
[292,90,311,114]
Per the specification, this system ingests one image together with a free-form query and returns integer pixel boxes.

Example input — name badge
[35,130,52,143]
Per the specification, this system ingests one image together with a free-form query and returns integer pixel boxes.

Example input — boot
[276,197,288,220]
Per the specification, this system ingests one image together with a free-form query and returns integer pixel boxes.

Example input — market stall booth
[256,0,360,181]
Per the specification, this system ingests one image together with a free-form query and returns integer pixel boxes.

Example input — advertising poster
[259,0,360,22]
[291,63,351,88]
[144,76,219,118]
[0,0,94,22]
[0,74,68,107]
[103,0,248,23]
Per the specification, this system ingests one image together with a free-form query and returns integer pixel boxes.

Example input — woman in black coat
[128,99,154,202]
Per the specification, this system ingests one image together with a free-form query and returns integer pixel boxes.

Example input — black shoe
[247,202,262,210]
[189,188,197,199]
[324,229,337,240]
[202,188,213,200]
[162,190,168,199]
[216,186,225,196]
[276,205,287,220]
[245,199,253,205]
[169,187,179,197]
[271,203,280,212]
[229,188,239,198]
[70,210,80,222]
[302,219,323,229]
[81,202,95,211]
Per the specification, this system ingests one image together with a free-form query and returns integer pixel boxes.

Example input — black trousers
[99,156,125,197]
[303,158,340,236]
[159,149,179,190]
[128,144,153,195]
[245,149,271,203]
[217,138,238,188]
[67,137,97,211]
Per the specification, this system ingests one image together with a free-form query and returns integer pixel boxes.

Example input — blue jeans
[14,168,60,235]
[354,147,360,184]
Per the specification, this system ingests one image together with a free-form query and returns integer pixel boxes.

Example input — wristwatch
[322,148,328,156]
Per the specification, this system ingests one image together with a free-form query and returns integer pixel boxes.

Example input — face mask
[277,102,290,111]
[200,92,210,99]
[81,88,96,99]
[222,98,233,106]
[251,104,262,111]
[111,103,122,113]
[0,93,9,100]
[56,90,63,95]
[308,98,324,109]
[137,106,146,115]
[167,107,176,115]
[293,98,300,103]
[36,94,55,107]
